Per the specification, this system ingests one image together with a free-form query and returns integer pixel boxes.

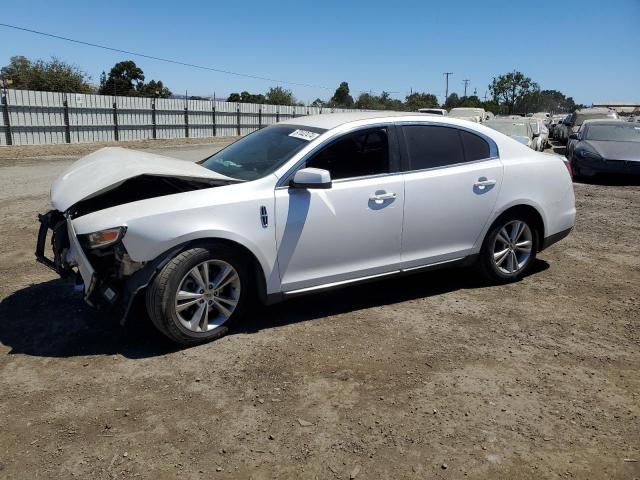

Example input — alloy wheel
[492,220,533,275]
[174,259,241,332]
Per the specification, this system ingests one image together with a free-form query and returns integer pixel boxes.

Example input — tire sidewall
[159,246,250,343]
[481,214,539,282]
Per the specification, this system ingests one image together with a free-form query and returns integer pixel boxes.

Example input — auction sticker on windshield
[289,129,320,141]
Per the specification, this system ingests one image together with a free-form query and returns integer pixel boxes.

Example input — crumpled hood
[51,147,234,211]
[584,140,640,162]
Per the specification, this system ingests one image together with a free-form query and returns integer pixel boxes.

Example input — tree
[329,81,354,108]
[404,92,439,111]
[227,91,266,103]
[1,55,92,93]
[458,95,483,108]
[99,60,145,96]
[310,98,325,108]
[443,93,460,110]
[489,71,539,114]
[264,86,296,106]
[137,79,172,98]
[517,89,577,114]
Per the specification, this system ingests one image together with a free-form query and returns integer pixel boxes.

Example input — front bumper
[36,210,97,301]
[576,157,640,176]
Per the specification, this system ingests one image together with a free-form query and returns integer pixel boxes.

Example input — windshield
[485,122,529,137]
[575,113,616,126]
[585,124,640,142]
[200,124,326,180]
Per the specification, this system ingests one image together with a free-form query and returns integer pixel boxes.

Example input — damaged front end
[36,147,238,322]
[36,209,142,318]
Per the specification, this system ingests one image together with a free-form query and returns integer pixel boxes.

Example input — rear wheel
[478,214,538,283]
[146,245,251,345]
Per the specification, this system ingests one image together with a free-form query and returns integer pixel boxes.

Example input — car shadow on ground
[574,174,640,186]
[0,261,549,359]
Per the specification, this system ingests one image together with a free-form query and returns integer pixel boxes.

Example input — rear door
[398,123,503,268]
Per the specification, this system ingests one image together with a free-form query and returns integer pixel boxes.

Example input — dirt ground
[0,140,638,479]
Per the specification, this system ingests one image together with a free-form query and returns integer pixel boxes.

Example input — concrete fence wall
[0,89,362,146]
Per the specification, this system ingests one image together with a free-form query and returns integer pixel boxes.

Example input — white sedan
[37,112,576,345]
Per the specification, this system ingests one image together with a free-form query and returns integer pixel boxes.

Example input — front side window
[305,128,390,180]
[201,124,326,181]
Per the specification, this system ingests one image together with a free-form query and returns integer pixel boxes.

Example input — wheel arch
[487,203,546,250]
[121,235,271,324]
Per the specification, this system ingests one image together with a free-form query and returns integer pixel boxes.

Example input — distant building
[592,102,640,114]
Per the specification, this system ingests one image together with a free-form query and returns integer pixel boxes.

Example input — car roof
[581,119,627,126]
[279,111,476,130]
[576,107,616,114]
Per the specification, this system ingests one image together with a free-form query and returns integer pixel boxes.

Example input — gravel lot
[0,140,638,479]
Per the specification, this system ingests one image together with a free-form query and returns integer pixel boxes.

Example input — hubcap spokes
[175,260,241,333]
[492,220,532,274]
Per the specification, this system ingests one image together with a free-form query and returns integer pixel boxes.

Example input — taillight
[562,158,573,178]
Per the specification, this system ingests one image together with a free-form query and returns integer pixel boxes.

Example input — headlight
[576,149,602,161]
[80,227,126,249]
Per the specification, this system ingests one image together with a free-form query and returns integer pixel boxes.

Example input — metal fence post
[1,91,12,145]
[151,101,157,139]
[184,100,189,138]
[113,101,119,141]
[236,105,241,136]
[62,97,71,144]
[212,103,217,137]
[258,106,262,129]
[276,108,280,123]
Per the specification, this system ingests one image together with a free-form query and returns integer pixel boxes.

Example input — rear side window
[460,130,490,161]
[402,125,464,170]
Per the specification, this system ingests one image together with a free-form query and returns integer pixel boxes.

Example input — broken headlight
[80,226,127,249]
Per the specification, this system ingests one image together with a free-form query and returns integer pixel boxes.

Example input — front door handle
[474,179,497,188]
[370,192,396,203]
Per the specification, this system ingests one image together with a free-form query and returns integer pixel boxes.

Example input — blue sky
[1,0,639,104]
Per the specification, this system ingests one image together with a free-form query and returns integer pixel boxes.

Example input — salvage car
[483,119,537,149]
[37,112,576,345]
[566,120,640,177]
[558,108,619,144]
[448,107,486,123]
[529,118,550,151]
[418,108,447,116]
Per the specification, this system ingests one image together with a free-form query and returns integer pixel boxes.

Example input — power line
[0,22,339,91]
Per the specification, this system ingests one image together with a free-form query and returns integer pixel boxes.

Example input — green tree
[443,93,460,110]
[1,55,92,93]
[227,91,266,103]
[404,92,439,111]
[458,95,483,108]
[310,98,325,107]
[329,81,354,108]
[489,71,539,114]
[99,60,145,96]
[264,86,296,105]
[137,79,172,98]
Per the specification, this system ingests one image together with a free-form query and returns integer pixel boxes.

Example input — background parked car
[449,107,486,123]
[418,108,448,116]
[566,120,640,177]
[558,108,619,144]
[484,119,537,149]
[550,114,568,140]
[529,118,549,151]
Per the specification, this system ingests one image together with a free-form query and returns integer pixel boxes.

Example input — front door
[274,126,404,292]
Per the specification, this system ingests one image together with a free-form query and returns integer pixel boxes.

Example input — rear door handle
[370,192,396,202]
[474,179,497,187]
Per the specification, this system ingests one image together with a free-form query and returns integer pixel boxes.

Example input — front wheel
[478,215,538,283]
[145,245,251,345]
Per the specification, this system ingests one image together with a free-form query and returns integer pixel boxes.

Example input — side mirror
[569,133,579,140]
[290,168,332,189]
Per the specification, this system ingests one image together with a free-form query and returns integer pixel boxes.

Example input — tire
[145,244,252,345]
[477,213,539,283]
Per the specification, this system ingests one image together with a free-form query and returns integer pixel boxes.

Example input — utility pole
[443,72,453,100]
[473,87,478,97]
[463,79,470,97]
